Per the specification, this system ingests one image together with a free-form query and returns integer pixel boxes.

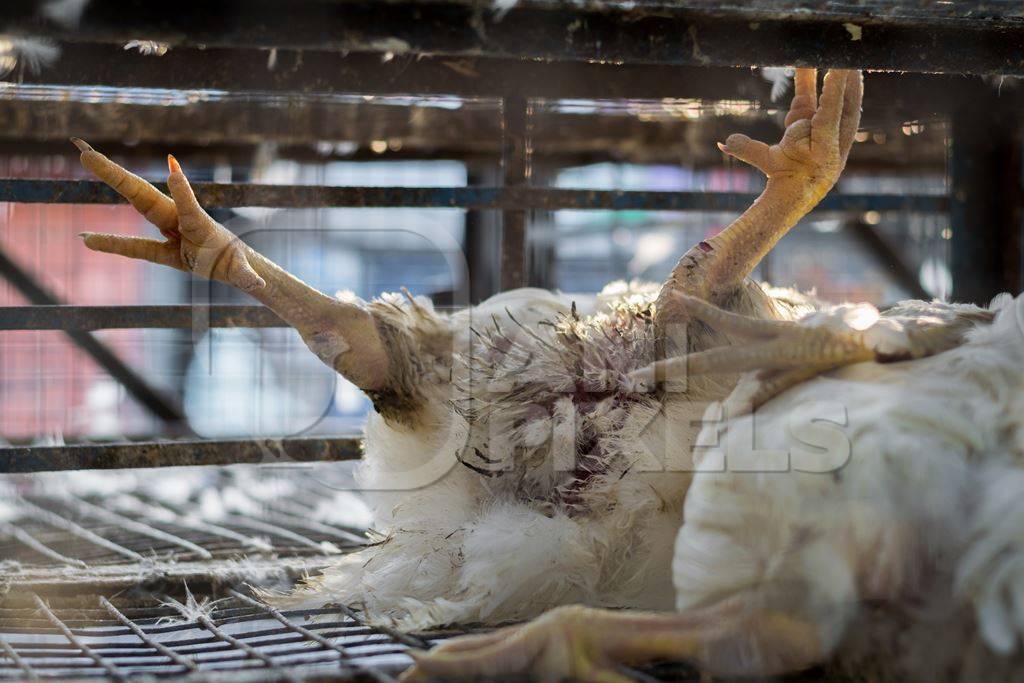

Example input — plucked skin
[286,284,736,627]
[72,68,1024,679]
[284,281,824,629]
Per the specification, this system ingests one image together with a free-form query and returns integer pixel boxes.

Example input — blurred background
[0,89,957,443]
[0,0,1018,447]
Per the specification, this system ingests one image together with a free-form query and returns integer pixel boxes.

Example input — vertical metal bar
[99,596,198,674]
[500,96,530,291]
[950,83,1023,304]
[0,248,189,429]
[32,594,128,681]
[465,163,502,304]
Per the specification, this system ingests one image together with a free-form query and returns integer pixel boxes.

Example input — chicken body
[363,288,1018,683]
[289,281,810,628]
[671,293,1024,680]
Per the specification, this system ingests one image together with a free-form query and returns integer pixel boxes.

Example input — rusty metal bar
[0,436,362,473]
[6,42,768,102]
[9,1,1024,76]
[0,304,285,331]
[32,594,128,681]
[0,179,950,213]
[0,248,187,427]
[501,96,530,290]
[99,596,199,674]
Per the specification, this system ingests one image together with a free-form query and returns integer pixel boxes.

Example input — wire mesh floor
[0,464,372,590]
[0,464,452,680]
[0,585,454,681]
[0,465,708,681]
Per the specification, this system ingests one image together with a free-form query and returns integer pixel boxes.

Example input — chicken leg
[656,68,862,324]
[400,600,825,682]
[73,141,424,421]
[635,293,993,412]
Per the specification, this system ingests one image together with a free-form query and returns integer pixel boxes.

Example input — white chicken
[72,68,1024,681]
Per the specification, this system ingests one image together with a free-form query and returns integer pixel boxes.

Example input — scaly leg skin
[633,294,983,412]
[71,139,411,411]
[656,68,863,323]
[399,603,825,682]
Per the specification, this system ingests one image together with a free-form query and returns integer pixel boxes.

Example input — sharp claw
[78,232,98,250]
[70,137,92,152]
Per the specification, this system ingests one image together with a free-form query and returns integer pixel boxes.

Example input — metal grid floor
[0,466,709,681]
[0,465,370,591]
[0,465,467,680]
[0,583,468,681]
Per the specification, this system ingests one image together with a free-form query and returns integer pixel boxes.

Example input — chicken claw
[74,140,265,292]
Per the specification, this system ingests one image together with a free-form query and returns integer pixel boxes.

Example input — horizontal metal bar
[0,180,950,213]
[0,436,362,473]
[0,118,949,174]
[0,248,188,428]
[13,41,772,101]
[8,0,1024,76]
[5,41,980,127]
[0,305,285,331]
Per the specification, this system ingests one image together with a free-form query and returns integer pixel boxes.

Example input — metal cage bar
[9,0,1024,76]
[500,95,531,290]
[32,594,129,681]
[0,636,39,681]
[0,305,286,331]
[1,585,461,681]
[0,437,363,473]
[0,179,949,212]
[99,596,200,675]
[226,589,393,683]
[0,248,187,428]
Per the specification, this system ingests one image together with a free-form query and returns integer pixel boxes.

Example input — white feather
[761,66,794,103]
[279,277,1024,678]
[0,36,59,77]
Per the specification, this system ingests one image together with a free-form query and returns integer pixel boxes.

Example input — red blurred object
[0,155,150,439]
